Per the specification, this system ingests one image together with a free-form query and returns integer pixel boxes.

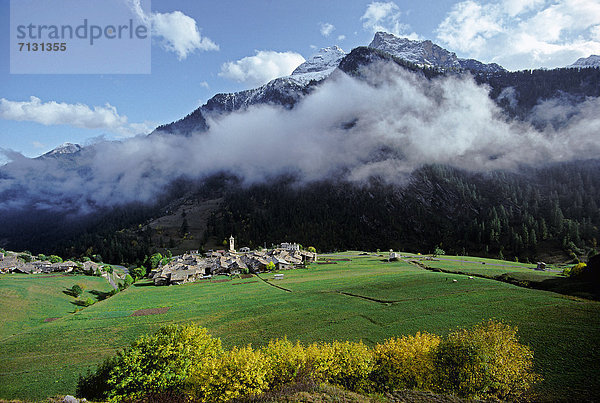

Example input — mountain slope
[153,47,346,136]
[568,55,600,68]
[368,32,505,73]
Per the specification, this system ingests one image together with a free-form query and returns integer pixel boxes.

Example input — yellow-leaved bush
[262,337,308,387]
[187,345,269,402]
[371,332,441,391]
[76,324,222,402]
[434,320,541,399]
[77,321,540,402]
[305,340,374,392]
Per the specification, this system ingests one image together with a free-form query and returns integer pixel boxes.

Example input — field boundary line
[255,274,292,292]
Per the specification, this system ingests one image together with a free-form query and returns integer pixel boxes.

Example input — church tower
[229,235,235,252]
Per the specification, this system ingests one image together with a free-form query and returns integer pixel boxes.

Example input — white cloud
[0,96,153,137]
[129,0,218,60]
[338,35,347,41]
[199,81,210,89]
[436,0,600,70]
[361,1,420,39]
[437,1,503,54]
[320,22,335,37]
[219,51,306,86]
[501,0,546,17]
[152,11,219,60]
[592,25,600,41]
[32,141,46,149]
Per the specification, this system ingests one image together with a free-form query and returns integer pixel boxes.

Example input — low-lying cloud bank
[1,62,599,213]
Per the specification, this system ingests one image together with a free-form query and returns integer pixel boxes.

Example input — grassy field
[0,254,598,401]
[0,273,114,341]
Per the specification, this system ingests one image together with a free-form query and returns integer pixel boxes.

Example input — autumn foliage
[77,321,540,402]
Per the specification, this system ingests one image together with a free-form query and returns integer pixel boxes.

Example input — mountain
[568,55,600,68]
[152,33,509,137]
[1,32,599,265]
[368,32,505,73]
[39,143,82,158]
[153,47,346,136]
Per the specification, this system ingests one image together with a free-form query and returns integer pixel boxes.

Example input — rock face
[457,58,506,73]
[368,32,505,73]
[568,55,600,68]
[368,32,461,69]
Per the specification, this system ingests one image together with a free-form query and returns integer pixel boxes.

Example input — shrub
[124,274,134,288]
[92,324,222,401]
[565,262,587,277]
[130,266,147,280]
[262,337,308,387]
[305,340,374,392]
[71,284,83,297]
[371,332,441,391]
[434,320,540,399]
[188,345,268,402]
[48,255,63,264]
[18,254,32,263]
[77,356,118,401]
[83,297,95,307]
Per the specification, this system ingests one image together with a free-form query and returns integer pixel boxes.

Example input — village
[0,237,318,287]
[150,237,318,286]
[0,250,103,275]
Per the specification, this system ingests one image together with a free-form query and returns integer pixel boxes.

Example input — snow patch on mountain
[42,143,82,157]
[288,46,346,86]
[568,55,600,68]
[368,32,505,73]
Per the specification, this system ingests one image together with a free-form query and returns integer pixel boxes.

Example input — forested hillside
[204,161,600,262]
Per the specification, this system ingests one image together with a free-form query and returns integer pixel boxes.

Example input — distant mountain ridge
[153,33,508,137]
[568,55,600,68]
[38,143,82,159]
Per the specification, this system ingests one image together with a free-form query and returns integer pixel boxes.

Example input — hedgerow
[77,321,540,402]
[371,332,441,392]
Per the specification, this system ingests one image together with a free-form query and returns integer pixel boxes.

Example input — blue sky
[1,0,599,162]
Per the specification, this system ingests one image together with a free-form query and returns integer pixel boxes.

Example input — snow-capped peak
[43,142,82,157]
[292,46,346,75]
[568,55,600,68]
[369,32,460,69]
[368,32,505,72]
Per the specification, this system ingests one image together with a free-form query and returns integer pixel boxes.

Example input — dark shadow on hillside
[133,281,154,287]
[525,276,600,301]
[89,289,112,301]
[423,262,600,301]
[62,288,79,297]
[70,299,91,307]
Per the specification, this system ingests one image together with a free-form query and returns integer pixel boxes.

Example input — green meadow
[0,253,599,401]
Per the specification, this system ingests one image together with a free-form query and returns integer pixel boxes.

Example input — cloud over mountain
[436,0,600,70]
[219,51,306,87]
[361,1,420,40]
[1,61,599,214]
